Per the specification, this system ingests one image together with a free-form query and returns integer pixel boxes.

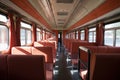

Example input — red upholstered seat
[12,46,53,80]
[32,47,53,63]
[32,47,53,80]
[90,53,120,80]
[7,55,46,80]
[0,55,8,80]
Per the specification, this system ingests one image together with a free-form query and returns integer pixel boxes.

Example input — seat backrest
[7,55,46,80]
[11,46,32,55]
[34,42,44,47]
[0,55,8,80]
[32,47,53,63]
[91,53,120,80]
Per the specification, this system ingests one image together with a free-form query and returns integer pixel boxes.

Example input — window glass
[58,33,60,38]
[116,29,120,47]
[0,25,9,51]
[36,28,41,41]
[105,22,120,29]
[88,28,96,42]
[76,31,78,39]
[81,30,85,40]
[20,29,25,45]
[89,32,93,42]
[0,14,7,22]
[21,22,31,29]
[104,30,114,46]
[20,22,32,45]
[0,13,8,51]
[26,30,32,44]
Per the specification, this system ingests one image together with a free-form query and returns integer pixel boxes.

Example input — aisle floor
[53,44,81,80]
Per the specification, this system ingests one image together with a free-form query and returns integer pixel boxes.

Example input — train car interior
[0,0,120,80]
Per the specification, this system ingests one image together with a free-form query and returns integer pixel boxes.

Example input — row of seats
[63,39,96,58]
[12,46,53,63]
[0,55,46,80]
[64,39,120,80]
[80,46,120,62]
[11,46,53,80]
[63,39,97,66]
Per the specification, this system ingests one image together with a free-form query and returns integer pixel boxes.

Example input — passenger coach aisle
[53,43,81,80]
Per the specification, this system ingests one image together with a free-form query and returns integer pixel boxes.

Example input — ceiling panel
[0,0,107,30]
[27,0,106,30]
[57,12,68,16]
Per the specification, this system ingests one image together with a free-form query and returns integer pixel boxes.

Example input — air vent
[58,23,64,24]
[57,12,68,16]
[56,0,73,3]
[58,19,66,21]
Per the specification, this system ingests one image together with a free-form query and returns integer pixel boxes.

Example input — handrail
[78,46,91,80]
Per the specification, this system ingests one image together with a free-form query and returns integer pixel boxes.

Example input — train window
[80,30,85,40]
[76,31,78,39]
[116,29,120,47]
[104,22,120,47]
[72,32,75,39]
[0,14,9,51]
[65,34,69,39]
[88,28,96,42]
[36,28,42,41]
[20,22,32,45]
[0,25,9,51]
